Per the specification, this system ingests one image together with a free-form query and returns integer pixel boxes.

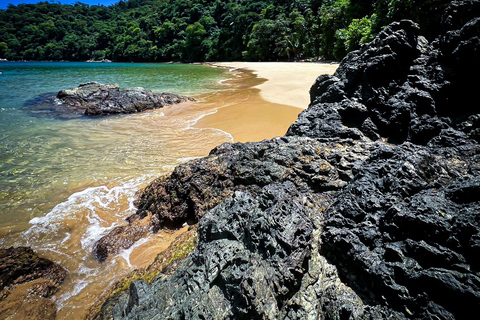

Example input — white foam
[30,176,147,224]
[176,156,201,163]
[211,127,234,143]
[185,109,219,129]
[80,216,118,253]
[77,264,96,276]
[116,236,153,268]
[55,279,89,308]
[61,232,71,244]
[162,164,177,171]
[24,175,154,251]
[40,247,72,259]
[27,185,109,231]
[54,263,99,309]
[181,108,234,143]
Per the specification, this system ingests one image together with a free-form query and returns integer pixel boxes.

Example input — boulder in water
[24,82,195,119]
[57,82,195,116]
[0,246,67,320]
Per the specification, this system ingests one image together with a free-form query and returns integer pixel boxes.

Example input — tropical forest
[0,0,449,62]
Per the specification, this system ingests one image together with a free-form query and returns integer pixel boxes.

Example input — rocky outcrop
[86,227,198,320]
[0,247,67,320]
[288,15,480,145]
[58,82,195,116]
[95,1,480,319]
[24,82,194,119]
[93,213,158,262]
[92,137,373,262]
[134,137,372,229]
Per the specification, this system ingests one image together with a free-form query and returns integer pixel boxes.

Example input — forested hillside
[0,0,449,62]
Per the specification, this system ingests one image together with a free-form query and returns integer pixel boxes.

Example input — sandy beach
[215,62,339,109]
[195,62,339,143]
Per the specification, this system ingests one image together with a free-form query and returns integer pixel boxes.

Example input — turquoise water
[0,62,234,316]
[0,62,229,232]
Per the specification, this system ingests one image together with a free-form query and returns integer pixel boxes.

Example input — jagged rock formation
[94,1,480,319]
[0,246,67,320]
[24,82,194,119]
[93,137,373,262]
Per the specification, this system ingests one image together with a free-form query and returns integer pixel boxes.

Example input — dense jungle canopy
[0,0,449,62]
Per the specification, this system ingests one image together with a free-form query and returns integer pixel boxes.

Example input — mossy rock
[86,226,198,320]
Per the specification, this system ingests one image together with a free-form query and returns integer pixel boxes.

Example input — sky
[0,0,119,9]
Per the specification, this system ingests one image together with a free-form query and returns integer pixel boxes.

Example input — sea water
[0,61,233,317]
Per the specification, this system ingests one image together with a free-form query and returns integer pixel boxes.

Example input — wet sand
[214,62,339,109]
[196,62,338,142]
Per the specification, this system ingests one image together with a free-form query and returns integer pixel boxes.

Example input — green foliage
[335,14,376,59]
[0,42,7,57]
[0,0,448,62]
[245,18,289,61]
[184,22,207,61]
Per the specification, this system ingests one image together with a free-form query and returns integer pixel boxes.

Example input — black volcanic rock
[24,82,194,119]
[134,137,372,229]
[288,8,480,145]
[99,183,318,319]
[58,82,194,116]
[94,1,480,319]
[321,142,480,319]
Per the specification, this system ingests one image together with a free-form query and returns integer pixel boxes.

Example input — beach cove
[197,62,339,142]
[0,61,338,319]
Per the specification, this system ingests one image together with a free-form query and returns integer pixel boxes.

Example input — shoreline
[210,61,339,109]
[195,62,339,143]
[0,61,339,319]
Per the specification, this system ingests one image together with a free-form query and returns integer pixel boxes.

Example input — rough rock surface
[0,246,67,319]
[93,136,373,262]
[24,82,194,119]
[95,1,480,319]
[0,246,67,292]
[93,213,158,262]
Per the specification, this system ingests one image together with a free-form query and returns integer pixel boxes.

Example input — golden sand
[196,62,338,143]
[214,62,339,109]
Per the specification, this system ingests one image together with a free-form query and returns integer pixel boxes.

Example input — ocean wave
[182,109,234,143]
[185,108,219,128]
[24,175,153,249]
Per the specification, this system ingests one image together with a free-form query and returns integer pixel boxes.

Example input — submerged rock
[0,246,67,319]
[95,1,480,319]
[24,82,195,119]
[0,246,67,291]
[92,213,158,263]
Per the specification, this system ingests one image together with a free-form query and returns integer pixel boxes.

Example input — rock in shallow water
[94,1,480,319]
[0,246,67,320]
[59,82,195,116]
[24,82,195,119]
